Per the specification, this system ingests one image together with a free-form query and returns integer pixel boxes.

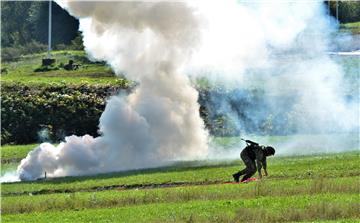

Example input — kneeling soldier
[233,139,275,182]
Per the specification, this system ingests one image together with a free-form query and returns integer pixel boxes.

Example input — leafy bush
[34,65,60,72]
[328,1,360,23]
[69,33,85,51]
[1,47,23,61]
[198,88,297,136]
[1,41,47,62]
[338,1,360,23]
[2,81,296,145]
[25,41,47,54]
[1,82,128,145]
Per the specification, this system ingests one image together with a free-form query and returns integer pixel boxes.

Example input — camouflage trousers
[233,153,256,182]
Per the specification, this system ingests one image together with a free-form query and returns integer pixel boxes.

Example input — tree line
[1,1,359,61]
[1,1,80,61]
[327,1,360,23]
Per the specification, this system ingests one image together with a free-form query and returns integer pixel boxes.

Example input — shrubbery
[34,65,60,72]
[1,41,47,62]
[1,82,128,145]
[198,88,297,136]
[2,81,293,145]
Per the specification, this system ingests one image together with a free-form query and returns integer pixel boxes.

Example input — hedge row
[1,83,129,145]
[1,82,238,145]
[198,88,296,137]
[2,82,288,145]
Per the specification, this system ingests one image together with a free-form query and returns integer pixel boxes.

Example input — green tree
[338,1,360,23]
[28,1,79,46]
[1,1,79,48]
[327,1,360,23]
[1,1,33,47]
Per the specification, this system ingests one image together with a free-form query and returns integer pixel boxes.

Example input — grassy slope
[1,144,38,161]
[1,51,126,85]
[1,144,38,175]
[340,21,360,35]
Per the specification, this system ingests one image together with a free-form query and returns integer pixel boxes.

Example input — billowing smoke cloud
[17,1,208,181]
[14,1,359,181]
[186,1,359,155]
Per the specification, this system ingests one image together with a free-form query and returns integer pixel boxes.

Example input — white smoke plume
[187,1,359,155]
[0,172,19,183]
[18,1,208,181]
[15,1,359,181]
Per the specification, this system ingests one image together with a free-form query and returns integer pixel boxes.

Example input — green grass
[1,144,38,175]
[2,152,359,194]
[1,144,38,161]
[340,21,360,35]
[1,163,19,175]
[1,50,127,85]
[2,176,358,214]
[2,194,359,223]
[1,150,359,222]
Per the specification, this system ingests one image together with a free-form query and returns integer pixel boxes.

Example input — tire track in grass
[4,173,359,197]
[2,180,239,196]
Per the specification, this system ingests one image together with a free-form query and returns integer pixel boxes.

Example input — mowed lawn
[1,143,359,222]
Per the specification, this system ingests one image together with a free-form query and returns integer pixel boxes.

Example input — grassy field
[1,51,127,85]
[1,45,359,222]
[1,144,38,162]
[340,21,360,35]
[1,142,359,222]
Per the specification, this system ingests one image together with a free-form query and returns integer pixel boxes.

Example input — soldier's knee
[249,163,256,172]
[246,165,256,174]
[246,164,256,173]
[249,168,256,175]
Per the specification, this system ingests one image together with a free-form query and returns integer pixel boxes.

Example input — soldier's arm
[263,159,268,176]
[255,148,264,178]
[256,159,263,179]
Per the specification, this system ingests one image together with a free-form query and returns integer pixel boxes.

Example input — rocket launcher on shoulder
[240,138,259,146]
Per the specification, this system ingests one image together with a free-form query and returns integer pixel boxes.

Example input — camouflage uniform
[233,143,267,182]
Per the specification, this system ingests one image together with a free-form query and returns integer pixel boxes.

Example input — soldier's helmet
[265,146,275,156]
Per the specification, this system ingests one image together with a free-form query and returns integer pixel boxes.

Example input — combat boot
[232,173,240,183]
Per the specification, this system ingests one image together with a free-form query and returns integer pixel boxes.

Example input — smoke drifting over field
[188,1,358,135]
[189,1,359,157]
[14,1,359,181]
[18,1,208,181]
